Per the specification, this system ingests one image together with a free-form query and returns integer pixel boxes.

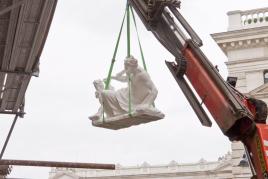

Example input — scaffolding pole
[0,159,115,170]
[0,115,19,159]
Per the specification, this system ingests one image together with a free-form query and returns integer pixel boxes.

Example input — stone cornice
[219,38,268,52]
[211,26,268,53]
[211,26,268,42]
[225,57,268,65]
[223,38,267,51]
[251,93,268,98]
[244,92,268,99]
[242,83,268,97]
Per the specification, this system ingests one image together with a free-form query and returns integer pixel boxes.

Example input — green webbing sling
[102,6,127,122]
[127,3,131,58]
[103,2,151,120]
[126,3,132,116]
[130,6,147,71]
[104,9,127,90]
[130,6,155,107]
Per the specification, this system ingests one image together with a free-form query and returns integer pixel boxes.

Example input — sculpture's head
[124,56,138,75]
[93,79,104,91]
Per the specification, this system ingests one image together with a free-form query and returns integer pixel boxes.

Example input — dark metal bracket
[0,70,36,76]
[166,60,212,127]
[0,0,24,16]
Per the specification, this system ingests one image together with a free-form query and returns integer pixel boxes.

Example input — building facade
[212,6,268,179]
[49,154,233,179]
[50,6,268,179]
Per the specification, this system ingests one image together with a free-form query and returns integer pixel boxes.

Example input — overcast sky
[1,0,268,178]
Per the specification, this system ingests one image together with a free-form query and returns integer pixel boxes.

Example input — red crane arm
[129,1,268,178]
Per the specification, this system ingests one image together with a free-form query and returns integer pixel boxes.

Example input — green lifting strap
[126,3,132,116]
[130,6,155,107]
[102,2,153,120]
[104,9,127,90]
[130,6,147,71]
[127,3,131,58]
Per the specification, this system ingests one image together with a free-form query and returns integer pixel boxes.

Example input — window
[264,71,268,83]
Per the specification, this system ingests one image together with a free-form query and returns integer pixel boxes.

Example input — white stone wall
[226,48,268,93]
[231,142,252,179]
[246,71,264,92]
[227,47,268,61]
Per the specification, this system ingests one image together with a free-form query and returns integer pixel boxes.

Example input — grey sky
[1,0,268,178]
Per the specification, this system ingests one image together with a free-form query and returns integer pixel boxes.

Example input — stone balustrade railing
[228,7,268,31]
[49,157,233,178]
[241,7,268,25]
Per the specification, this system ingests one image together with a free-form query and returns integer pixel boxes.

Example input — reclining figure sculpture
[89,56,164,122]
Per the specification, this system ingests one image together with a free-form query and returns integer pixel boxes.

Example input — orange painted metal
[258,124,268,168]
[183,47,240,133]
[243,124,268,179]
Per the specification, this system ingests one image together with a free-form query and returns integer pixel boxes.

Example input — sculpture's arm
[111,70,128,82]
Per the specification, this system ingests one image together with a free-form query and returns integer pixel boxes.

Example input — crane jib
[129,1,268,178]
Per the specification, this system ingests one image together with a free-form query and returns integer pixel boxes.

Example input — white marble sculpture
[89,56,163,121]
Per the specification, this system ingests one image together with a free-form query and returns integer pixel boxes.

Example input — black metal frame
[0,0,24,16]
[0,2,26,176]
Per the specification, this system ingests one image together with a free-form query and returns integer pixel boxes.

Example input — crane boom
[129,1,268,178]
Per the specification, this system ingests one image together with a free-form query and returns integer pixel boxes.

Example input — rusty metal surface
[0,0,58,115]
[0,159,115,170]
[128,0,180,29]
[0,165,11,177]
